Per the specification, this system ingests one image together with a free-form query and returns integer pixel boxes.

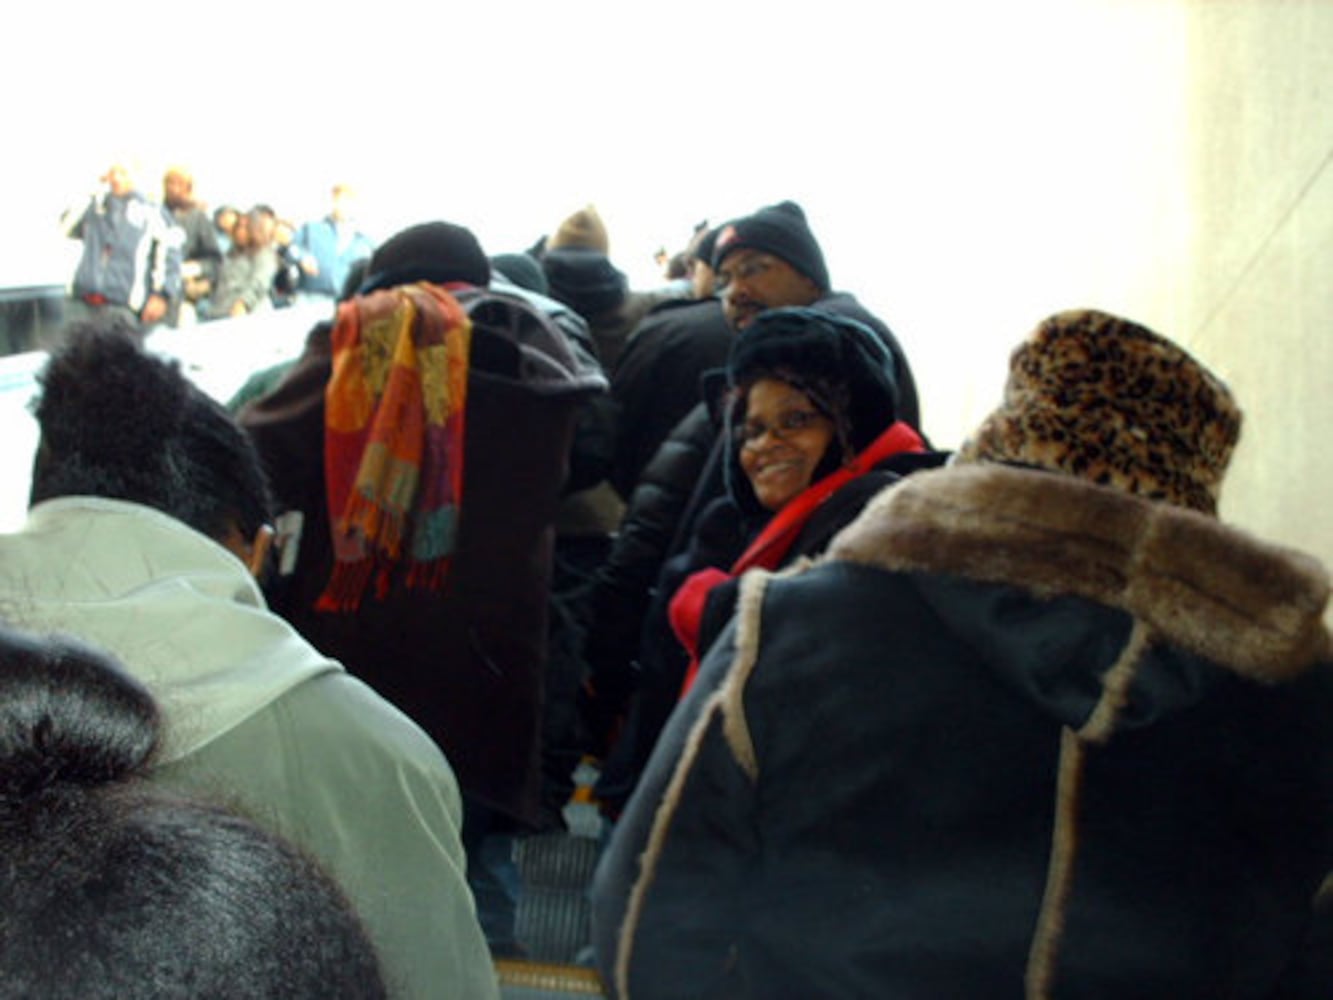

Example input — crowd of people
[6,164,1332,998]
[58,163,377,337]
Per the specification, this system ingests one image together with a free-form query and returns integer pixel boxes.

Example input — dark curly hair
[29,318,272,542]
[0,622,386,998]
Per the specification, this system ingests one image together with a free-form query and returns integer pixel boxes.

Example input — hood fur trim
[827,464,1331,682]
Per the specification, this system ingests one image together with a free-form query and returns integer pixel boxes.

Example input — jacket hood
[541,247,628,317]
[827,463,1331,733]
[0,498,340,762]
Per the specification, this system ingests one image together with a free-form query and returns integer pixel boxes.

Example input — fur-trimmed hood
[828,463,1331,732]
[600,460,1333,999]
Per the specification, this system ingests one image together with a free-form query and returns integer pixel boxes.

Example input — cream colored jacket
[0,497,499,1000]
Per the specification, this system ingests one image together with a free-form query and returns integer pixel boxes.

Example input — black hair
[0,623,386,999]
[665,250,690,280]
[30,319,272,541]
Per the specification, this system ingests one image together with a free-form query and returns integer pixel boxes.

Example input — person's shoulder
[620,299,728,363]
[629,286,685,314]
[631,297,703,333]
[739,557,918,667]
[643,296,725,325]
[815,290,888,330]
[644,296,702,319]
[277,670,457,777]
[616,303,691,365]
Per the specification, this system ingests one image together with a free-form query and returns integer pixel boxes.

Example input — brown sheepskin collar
[827,464,1331,682]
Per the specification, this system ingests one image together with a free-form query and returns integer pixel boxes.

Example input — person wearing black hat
[356,219,491,293]
[711,200,920,430]
[490,251,549,296]
[238,218,608,960]
[592,309,1333,998]
[588,307,944,822]
[576,201,926,773]
[709,200,829,328]
[540,205,678,375]
[673,305,934,673]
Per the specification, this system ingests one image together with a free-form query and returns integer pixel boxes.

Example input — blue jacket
[291,216,375,297]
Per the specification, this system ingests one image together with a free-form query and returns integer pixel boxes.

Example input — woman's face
[737,378,836,511]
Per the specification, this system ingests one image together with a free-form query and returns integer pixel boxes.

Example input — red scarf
[670,421,925,695]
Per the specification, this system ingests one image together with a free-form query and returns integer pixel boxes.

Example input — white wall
[1176,2,1333,572]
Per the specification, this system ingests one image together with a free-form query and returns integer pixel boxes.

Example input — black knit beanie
[490,252,549,296]
[711,201,830,291]
[542,248,628,317]
[358,221,490,295]
[723,306,901,514]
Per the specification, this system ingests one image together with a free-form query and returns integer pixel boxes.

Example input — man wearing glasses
[711,200,919,427]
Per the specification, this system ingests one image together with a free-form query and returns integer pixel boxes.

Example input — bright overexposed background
[3,0,1195,450]
[4,1,1332,579]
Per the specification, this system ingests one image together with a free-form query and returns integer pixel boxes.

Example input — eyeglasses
[735,408,827,449]
[715,253,776,291]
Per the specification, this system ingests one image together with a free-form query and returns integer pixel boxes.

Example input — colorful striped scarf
[316,281,472,611]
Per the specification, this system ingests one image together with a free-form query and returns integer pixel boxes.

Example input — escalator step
[496,958,606,998]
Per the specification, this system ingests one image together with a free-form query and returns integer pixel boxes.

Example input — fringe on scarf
[316,282,471,612]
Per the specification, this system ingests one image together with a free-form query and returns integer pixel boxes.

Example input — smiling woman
[593,307,1333,1000]
[736,384,835,505]
[735,379,836,511]
[582,307,945,822]
[664,308,939,688]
